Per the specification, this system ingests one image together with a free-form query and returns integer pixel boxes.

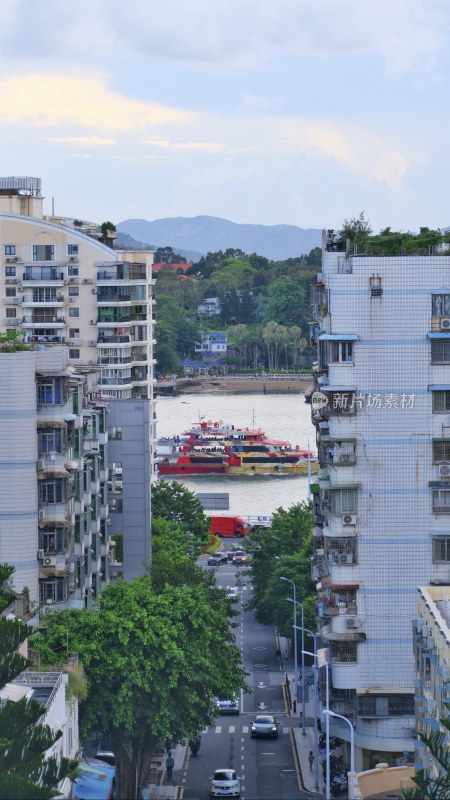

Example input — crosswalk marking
[242,726,249,733]
[215,725,222,733]
[229,726,236,733]
[213,724,289,734]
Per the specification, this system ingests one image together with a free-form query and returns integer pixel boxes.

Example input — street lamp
[287,598,306,736]
[303,647,331,800]
[323,709,355,800]
[279,577,298,716]
[294,627,319,792]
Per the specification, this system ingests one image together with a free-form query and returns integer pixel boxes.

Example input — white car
[226,587,239,599]
[210,768,241,797]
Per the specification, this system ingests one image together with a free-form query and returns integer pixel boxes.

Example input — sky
[1,0,450,232]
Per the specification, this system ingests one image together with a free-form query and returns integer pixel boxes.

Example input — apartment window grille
[432,391,450,413]
[331,641,357,663]
[33,288,56,302]
[68,286,79,297]
[39,577,68,604]
[68,264,79,276]
[357,695,414,717]
[5,288,16,297]
[39,479,64,504]
[5,308,16,318]
[69,349,80,359]
[433,440,450,462]
[431,340,450,364]
[432,537,450,562]
[4,245,16,256]
[329,341,353,363]
[329,490,357,514]
[33,244,54,261]
[4,266,16,277]
[37,378,68,405]
[68,307,80,318]
[432,294,450,316]
[327,391,356,415]
[432,490,450,514]
[39,429,62,454]
[67,244,79,255]
[69,328,80,339]
[39,529,66,552]
[74,516,81,543]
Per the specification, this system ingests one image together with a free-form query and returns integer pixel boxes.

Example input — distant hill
[115,231,202,263]
[116,215,322,261]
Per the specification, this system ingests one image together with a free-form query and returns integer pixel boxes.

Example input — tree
[151,480,210,549]
[30,576,246,799]
[339,212,372,247]
[264,277,307,327]
[100,221,116,236]
[0,564,77,800]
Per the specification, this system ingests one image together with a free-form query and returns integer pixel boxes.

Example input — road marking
[261,752,275,756]
[252,646,267,650]
[253,663,267,668]
[229,726,235,733]
[215,726,222,733]
[243,726,249,733]
[283,727,289,734]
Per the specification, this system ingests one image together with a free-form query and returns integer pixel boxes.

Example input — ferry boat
[156,420,318,476]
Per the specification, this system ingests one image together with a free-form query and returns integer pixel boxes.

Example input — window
[433,441,450,462]
[5,266,16,277]
[39,479,64,503]
[33,288,56,302]
[68,307,79,317]
[432,294,450,317]
[69,349,80,359]
[39,429,62,454]
[329,489,357,514]
[68,264,79,276]
[5,308,16,318]
[433,537,450,562]
[5,288,16,297]
[357,695,414,717]
[432,490,450,514]
[331,641,357,663]
[68,328,80,338]
[4,245,16,256]
[67,244,79,255]
[431,340,450,364]
[329,341,353,363]
[432,391,450,413]
[33,244,54,261]
[39,577,68,604]
[39,529,66,552]
[68,286,79,296]
[37,378,67,405]
[327,391,357,415]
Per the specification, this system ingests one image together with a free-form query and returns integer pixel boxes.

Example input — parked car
[210,768,241,797]
[208,552,227,566]
[225,587,239,599]
[226,546,243,561]
[215,697,240,714]
[250,714,279,738]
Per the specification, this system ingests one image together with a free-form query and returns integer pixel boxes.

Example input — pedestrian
[166,752,174,781]
[308,751,314,772]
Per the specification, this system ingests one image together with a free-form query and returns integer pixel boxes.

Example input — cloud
[0,74,188,130]
[144,138,251,154]
[45,136,115,146]
[1,0,445,75]
[372,151,409,189]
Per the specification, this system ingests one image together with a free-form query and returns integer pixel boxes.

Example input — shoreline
[157,376,313,395]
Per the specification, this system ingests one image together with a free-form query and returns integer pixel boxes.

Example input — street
[177,543,316,800]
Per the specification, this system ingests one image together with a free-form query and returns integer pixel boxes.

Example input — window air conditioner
[38,549,44,560]
[43,555,57,567]
[38,509,45,520]
[439,463,450,478]
[37,459,44,471]
[90,320,97,325]
[441,318,450,330]
[339,553,348,563]
[342,514,356,526]
[345,617,359,628]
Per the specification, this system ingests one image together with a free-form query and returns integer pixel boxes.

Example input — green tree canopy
[30,575,246,798]
[151,480,210,549]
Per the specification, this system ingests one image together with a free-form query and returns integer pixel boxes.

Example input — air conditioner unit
[439,463,450,478]
[69,277,76,283]
[90,320,97,325]
[46,598,54,605]
[5,257,15,263]
[441,318,450,330]
[43,556,57,567]
[91,288,97,294]
[339,553,348,563]
[9,319,20,325]
[38,549,44,560]
[38,509,45,520]
[342,514,357,526]
[37,459,45,470]
[316,548,324,556]
[346,617,358,628]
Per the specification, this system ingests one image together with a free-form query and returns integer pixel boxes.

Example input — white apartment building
[0,176,156,597]
[310,231,450,770]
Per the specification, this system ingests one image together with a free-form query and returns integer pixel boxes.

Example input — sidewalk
[141,742,186,800]
[285,672,325,796]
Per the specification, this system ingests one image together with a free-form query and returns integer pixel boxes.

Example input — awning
[37,467,70,478]
[321,386,357,393]
[319,576,359,589]
[323,529,356,538]
[65,460,79,470]
[327,484,361,491]
[321,630,365,642]
[313,526,324,537]
[428,332,450,339]
[356,686,415,695]
[318,334,358,341]
[428,385,450,391]
[431,287,450,294]
[320,436,356,443]
[37,419,68,428]
[38,518,71,529]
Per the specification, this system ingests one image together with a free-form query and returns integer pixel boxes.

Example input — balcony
[22,269,64,283]
[96,264,147,281]
[22,315,66,327]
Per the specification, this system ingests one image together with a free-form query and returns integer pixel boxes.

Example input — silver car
[210,768,241,797]
[250,714,279,738]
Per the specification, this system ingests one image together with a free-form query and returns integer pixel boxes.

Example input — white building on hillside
[310,231,450,770]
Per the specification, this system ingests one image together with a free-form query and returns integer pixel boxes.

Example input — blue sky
[1,0,449,233]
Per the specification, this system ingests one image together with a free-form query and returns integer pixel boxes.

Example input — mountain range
[116,215,322,261]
